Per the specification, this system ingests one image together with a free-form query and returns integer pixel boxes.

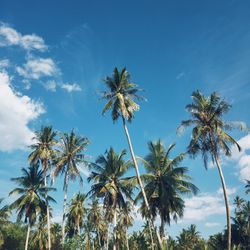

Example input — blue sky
[0,0,250,239]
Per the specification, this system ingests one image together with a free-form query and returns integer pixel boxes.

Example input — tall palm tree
[137,140,198,243]
[67,192,87,236]
[88,147,134,250]
[29,126,57,250]
[52,130,89,244]
[178,90,243,250]
[9,164,55,250]
[101,67,163,248]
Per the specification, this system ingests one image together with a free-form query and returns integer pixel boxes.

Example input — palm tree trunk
[106,224,109,250]
[62,173,69,244]
[148,222,155,250]
[214,155,231,250]
[125,230,129,250]
[25,223,31,250]
[44,161,51,250]
[97,228,101,249]
[122,116,163,249]
[113,207,117,250]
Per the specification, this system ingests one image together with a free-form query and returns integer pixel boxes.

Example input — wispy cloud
[205,222,221,228]
[44,80,57,92]
[0,72,44,151]
[61,83,82,92]
[176,71,185,80]
[16,57,59,80]
[0,22,47,51]
[229,134,250,182]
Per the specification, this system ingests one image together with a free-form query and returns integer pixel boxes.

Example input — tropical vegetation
[0,68,249,250]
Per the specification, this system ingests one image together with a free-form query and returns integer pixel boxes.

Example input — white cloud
[16,57,58,80]
[44,80,57,92]
[183,194,225,223]
[0,23,47,51]
[0,59,10,69]
[205,222,220,228]
[181,188,235,224]
[217,187,237,196]
[230,134,250,181]
[0,72,44,151]
[61,83,82,92]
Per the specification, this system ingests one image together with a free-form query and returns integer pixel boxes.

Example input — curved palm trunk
[122,117,163,249]
[214,155,231,250]
[62,173,69,244]
[25,223,31,250]
[113,207,117,250]
[43,161,51,250]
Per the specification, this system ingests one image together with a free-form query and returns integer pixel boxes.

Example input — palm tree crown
[136,140,198,238]
[102,67,144,122]
[9,164,55,225]
[88,147,133,213]
[53,130,89,186]
[29,126,57,171]
[178,90,241,167]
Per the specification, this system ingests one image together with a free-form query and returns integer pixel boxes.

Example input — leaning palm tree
[136,140,198,244]
[52,130,89,244]
[101,67,163,248]
[88,147,134,250]
[9,164,55,250]
[67,192,87,236]
[29,126,57,250]
[178,90,243,250]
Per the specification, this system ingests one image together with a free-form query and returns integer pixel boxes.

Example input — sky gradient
[0,0,250,239]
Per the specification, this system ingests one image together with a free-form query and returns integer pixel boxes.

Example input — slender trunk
[106,224,109,250]
[125,230,129,250]
[25,223,31,250]
[62,173,69,244]
[113,207,117,250]
[44,160,51,250]
[122,116,163,249]
[214,155,231,250]
[148,222,155,250]
[78,220,81,236]
[97,228,101,249]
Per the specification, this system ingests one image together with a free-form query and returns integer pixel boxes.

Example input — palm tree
[0,198,10,224]
[88,147,134,250]
[67,192,87,236]
[52,130,89,244]
[101,67,163,248]
[9,164,55,250]
[29,126,57,250]
[245,180,250,194]
[179,90,243,250]
[177,224,200,250]
[136,140,198,243]
[87,199,107,248]
[118,202,134,250]
[30,215,48,250]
